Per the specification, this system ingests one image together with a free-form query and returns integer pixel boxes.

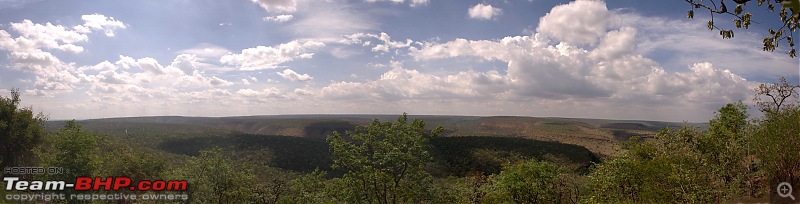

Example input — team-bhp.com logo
[4,177,187,191]
[4,167,189,202]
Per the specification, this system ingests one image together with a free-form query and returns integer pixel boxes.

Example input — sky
[0,0,798,122]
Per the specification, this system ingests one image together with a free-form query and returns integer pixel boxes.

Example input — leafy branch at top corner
[684,0,799,58]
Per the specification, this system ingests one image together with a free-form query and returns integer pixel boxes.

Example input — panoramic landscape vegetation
[1,0,800,203]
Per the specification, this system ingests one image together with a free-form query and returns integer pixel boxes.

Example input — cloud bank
[1,0,791,122]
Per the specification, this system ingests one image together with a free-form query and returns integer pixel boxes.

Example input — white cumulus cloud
[0,15,127,97]
[468,4,502,20]
[263,14,294,22]
[536,0,614,45]
[277,69,313,81]
[220,40,325,70]
[343,32,413,53]
[364,0,429,7]
[251,0,297,13]
[74,14,127,37]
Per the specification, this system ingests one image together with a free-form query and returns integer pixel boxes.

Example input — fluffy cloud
[412,35,610,99]
[0,14,300,117]
[79,55,234,88]
[411,28,751,102]
[24,61,80,97]
[400,0,753,118]
[536,0,614,45]
[409,0,429,7]
[263,14,294,22]
[11,46,232,98]
[409,37,530,61]
[67,54,238,113]
[136,57,167,75]
[321,61,508,101]
[0,15,127,61]
[237,88,281,98]
[7,50,64,73]
[276,69,313,81]
[220,40,325,70]
[655,62,749,103]
[74,14,127,36]
[372,33,413,53]
[2,20,88,53]
[251,0,297,13]
[343,32,413,53]
[169,54,199,75]
[0,15,128,96]
[468,4,502,20]
[3,2,784,121]
[364,0,429,7]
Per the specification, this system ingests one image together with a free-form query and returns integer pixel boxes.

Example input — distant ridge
[47,115,704,157]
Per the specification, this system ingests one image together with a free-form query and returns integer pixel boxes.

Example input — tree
[34,120,100,204]
[684,0,800,57]
[587,101,760,203]
[96,140,167,187]
[284,169,337,204]
[36,120,99,180]
[753,76,800,114]
[0,89,46,173]
[709,101,750,136]
[699,101,754,198]
[464,172,491,204]
[326,113,443,204]
[751,105,800,195]
[484,160,576,204]
[750,79,800,197]
[585,128,719,203]
[167,148,257,204]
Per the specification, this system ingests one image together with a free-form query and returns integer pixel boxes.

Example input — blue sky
[0,0,797,122]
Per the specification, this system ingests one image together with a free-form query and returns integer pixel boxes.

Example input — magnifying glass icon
[778,182,795,200]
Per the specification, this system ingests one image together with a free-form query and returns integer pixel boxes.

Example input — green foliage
[19,101,796,203]
[463,172,492,203]
[747,77,800,195]
[699,102,753,197]
[167,147,258,204]
[586,128,718,203]
[427,177,475,203]
[96,139,167,184]
[251,167,292,204]
[484,160,570,204]
[751,105,800,191]
[684,0,799,57]
[586,101,758,203]
[709,101,749,137]
[0,89,46,171]
[585,95,800,203]
[326,113,443,204]
[283,169,337,204]
[33,120,100,204]
[36,120,100,179]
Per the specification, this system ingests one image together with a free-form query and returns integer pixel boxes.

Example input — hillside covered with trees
[0,76,798,203]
